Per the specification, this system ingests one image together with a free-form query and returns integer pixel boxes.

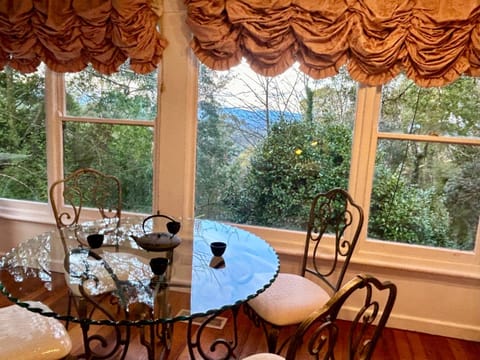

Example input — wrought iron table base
[187,306,240,360]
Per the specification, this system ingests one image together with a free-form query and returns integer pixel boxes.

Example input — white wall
[0,216,54,252]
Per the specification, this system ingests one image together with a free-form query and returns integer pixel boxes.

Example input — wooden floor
[1,289,479,359]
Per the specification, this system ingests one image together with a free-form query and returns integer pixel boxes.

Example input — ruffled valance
[0,0,168,74]
[185,0,480,87]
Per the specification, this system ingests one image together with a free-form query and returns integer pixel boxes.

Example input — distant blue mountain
[221,107,301,123]
[198,107,301,124]
[219,107,301,135]
[198,107,302,147]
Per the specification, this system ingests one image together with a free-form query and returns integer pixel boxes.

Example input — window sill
[0,200,52,224]
[354,248,480,281]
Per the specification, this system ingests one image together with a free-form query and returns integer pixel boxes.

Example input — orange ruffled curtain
[185,0,480,87]
[0,0,168,74]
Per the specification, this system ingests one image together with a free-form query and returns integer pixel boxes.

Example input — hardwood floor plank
[405,331,429,360]
[421,332,456,360]
[375,327,402,360]
[391,328,415,359]
[447,336,480,360]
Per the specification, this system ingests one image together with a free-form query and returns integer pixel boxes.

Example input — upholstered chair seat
[0,301,72,360]
[243,354,285,360]
[247,273,330,326]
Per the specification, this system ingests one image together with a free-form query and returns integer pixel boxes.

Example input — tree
[228,119,351,229]
[219,64,309,147]
[223,68,356,229]
[0,67,47,201]
[444,160,480,250]
[378,75,480,249]
[368,166,450,246]
[195,65,241,219]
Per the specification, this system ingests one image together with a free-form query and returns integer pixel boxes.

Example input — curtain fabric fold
[0,0,167,74]
[185,0,480,87]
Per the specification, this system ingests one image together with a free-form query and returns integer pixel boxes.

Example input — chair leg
[243,303,281,353]
[65,294,73,330]
[265,325,281,354]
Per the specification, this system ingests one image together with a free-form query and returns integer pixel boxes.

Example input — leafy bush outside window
[0,66,47,202]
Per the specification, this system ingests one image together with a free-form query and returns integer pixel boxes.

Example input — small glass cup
[149,257,169,289]
[149,257,169,276]
[210,241,227,257]
[210,242,227,268]
[87,234,104,249]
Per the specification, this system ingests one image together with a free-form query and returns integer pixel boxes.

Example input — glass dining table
[0,216,279,359]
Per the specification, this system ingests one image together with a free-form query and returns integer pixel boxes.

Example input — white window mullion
[154,3,197,223]
[45,70,65,208]
[349,84,382,230]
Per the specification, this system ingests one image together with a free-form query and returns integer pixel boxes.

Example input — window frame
[349,86,480,276]
[50,69,158,215]
[212,82,480,278]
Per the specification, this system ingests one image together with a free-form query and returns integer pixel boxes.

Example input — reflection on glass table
[0,216,279,359]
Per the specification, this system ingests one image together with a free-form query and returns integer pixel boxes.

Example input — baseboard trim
[341,306,480,342]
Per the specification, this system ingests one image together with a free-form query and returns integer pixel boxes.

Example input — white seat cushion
[0,302,72,360]
[248,273,330,326]
[242,354,285,360]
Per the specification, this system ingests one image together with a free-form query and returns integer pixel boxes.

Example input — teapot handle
[142,211,181,235]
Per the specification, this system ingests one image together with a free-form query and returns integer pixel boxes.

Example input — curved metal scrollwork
[68,248,131,359]
[187,306,240,360]
[131,294,175,360]
[49,168,122,252]
[304,188,364,292]
[284,274,397,360]
[305,321,338,360]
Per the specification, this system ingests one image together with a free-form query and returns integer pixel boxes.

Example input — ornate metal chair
[49,167,122,313]
[49,168,130,356]
[245,188,364,353]
[49,167,122,256]
[243,274,397,360]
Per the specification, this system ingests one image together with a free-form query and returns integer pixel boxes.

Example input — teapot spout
[130,234,140,242]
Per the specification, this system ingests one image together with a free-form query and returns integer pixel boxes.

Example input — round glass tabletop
[0,217,279,327]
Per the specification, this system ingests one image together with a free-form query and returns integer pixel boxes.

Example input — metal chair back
[301,188,364,292]
[285,274,397,360]
[49,168,122,254]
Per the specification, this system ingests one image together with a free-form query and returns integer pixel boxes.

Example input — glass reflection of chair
[49,168,129,358]
[245,188,364,354]
[243,274,397,360]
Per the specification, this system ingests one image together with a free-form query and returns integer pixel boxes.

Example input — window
[0,64,158,214]
[195,63,356,230]
[63,65,157,213]
[1,11,479,274]
[0,65,47,202]
[195,65,480,253]
[370,75,480,250]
